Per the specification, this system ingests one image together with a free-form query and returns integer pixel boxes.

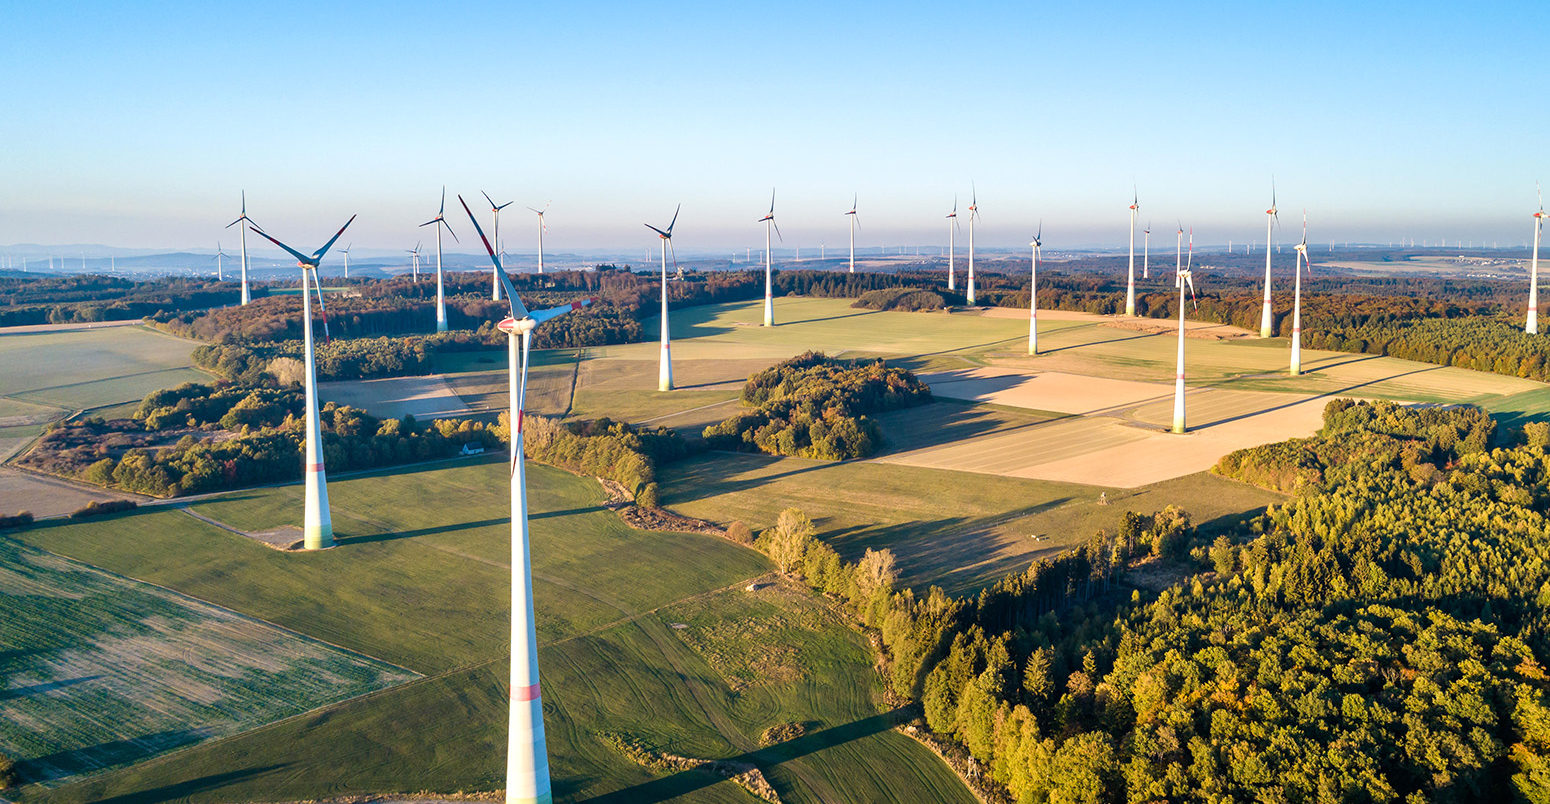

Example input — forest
[702,351,932,459]
[750,400,1550,802]
[0,275,250,326]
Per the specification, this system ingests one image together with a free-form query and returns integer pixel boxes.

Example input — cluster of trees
[519,415,692,506]
[0,275,248,326]
[1215,399,1497,492]
[0,511,33,528]
[793,400,1546,803]
[23,382,501,497]
[852,287,949,312]
[1305,316,1550,381]
[703,352,931,459]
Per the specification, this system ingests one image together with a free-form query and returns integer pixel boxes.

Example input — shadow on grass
[660,454,832,506]
[1192,365,1442,432]
[91,764,288,804]
[0,674,101,701]
[872,400,1058,454]
[1036,327,1163,354]
[17,729,209,786]
[583,708,911,803]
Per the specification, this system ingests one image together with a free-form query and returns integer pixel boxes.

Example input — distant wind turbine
[458,195,593,804]
[407,242,423,281]
[341,242,352,280]
[528,202,550,274]
[248,214,356,550]
[419,187,459,333]
[212,243,227,281]
[1172,228,1198,434]
[946,198,959,291]
[1260,185,1278,338]
[482,191,515,300]
[758,189,782,326]
[967,184,980,305]
[845,195,859,274]
[1126,188,1139,316]
[645,204,681,392]
[224,192,256,304]
[1143,221,1151,279]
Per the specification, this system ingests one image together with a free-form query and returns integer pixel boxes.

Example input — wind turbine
[483,192,515,300]
[212,243,227,281]
[1125,188,1139,316]
[1530,184,1546,335]
[1028,222,1042,355]
[758,189,782,327]
[1143,222,1151,279]
[225,191,256,304]
[1172,228,1198,435]
[407,242,423,281]
[967,184,980,305]
[340,243,352,280]
[419,187,459,333]
[645,205,680,392]
[458,195,592,804]
[946,198,959,291]
[845,195,859,274]
[528,202,550,275]
[1291,213,1311,375]
[248,215,356,550]
[1259,185,1278,338]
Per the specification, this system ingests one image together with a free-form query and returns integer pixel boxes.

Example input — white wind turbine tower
[1028,222,1043,355]
[341,243,352,280]
[419,187,459,333]
[407,242,423,281]
[845,195,860,273]
[1125,189,1139,316]
[482,192,515,300]
[1291,213,1311,375]
[1529,184,1546,335]
[225,192,255,304]
[945,198,959,291]
[459,196,593,804]
[645,205,681,392]
[528,202,550,274]
[1259,185,1279,338]
[212,243,227,280]
[966,185,980,305]
[758,189,782,326]
[249,215,355,550]
[1172,228,1198,435]
[1143,221,1151,279]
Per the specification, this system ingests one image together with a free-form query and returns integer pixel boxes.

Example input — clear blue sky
[2,1,1546,255]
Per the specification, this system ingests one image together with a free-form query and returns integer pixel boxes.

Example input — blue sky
[2,1,1546,254]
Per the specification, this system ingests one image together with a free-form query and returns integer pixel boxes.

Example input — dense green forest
[0,275,251,325]
[752,400,1550,802]
[703,352,932,459]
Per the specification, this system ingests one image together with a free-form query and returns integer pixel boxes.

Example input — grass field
[0,326,206,413]
[0,536,417,788]
[7,457,972,803]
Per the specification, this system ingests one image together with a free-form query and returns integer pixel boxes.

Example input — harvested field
[0,536,417,787]
[320,375,474,421]
[0,468,140,519]
[921,367,1168,415]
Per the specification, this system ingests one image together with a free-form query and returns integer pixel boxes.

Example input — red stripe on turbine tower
[513,682,541,702]
[305,463,324,472]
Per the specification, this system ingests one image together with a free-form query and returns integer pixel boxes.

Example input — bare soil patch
[319,375,472,421]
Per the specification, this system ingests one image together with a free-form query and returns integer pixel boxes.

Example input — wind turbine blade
[459,194,527,319]
[528,297,595,326]
[645,223,670,238]
[768,188,776,216]
[458,195,500,264]
[854,215,860,232]
[419,218,437,228]
[439,186,446,215]
[668,203,680,235]
[313,215,356,260]
[249,227,313,265]
[668,238,679,275]
[772,219,783,243]
[482,190,497,210]
[310,265,332,342]
[440,217,459,243]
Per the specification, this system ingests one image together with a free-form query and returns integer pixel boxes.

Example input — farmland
[0,536,417,787]
[5,458,972,803]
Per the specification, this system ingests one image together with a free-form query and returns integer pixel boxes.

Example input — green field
[0,326,207,414]
[0,536,417,788]
[6,458,973,803]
